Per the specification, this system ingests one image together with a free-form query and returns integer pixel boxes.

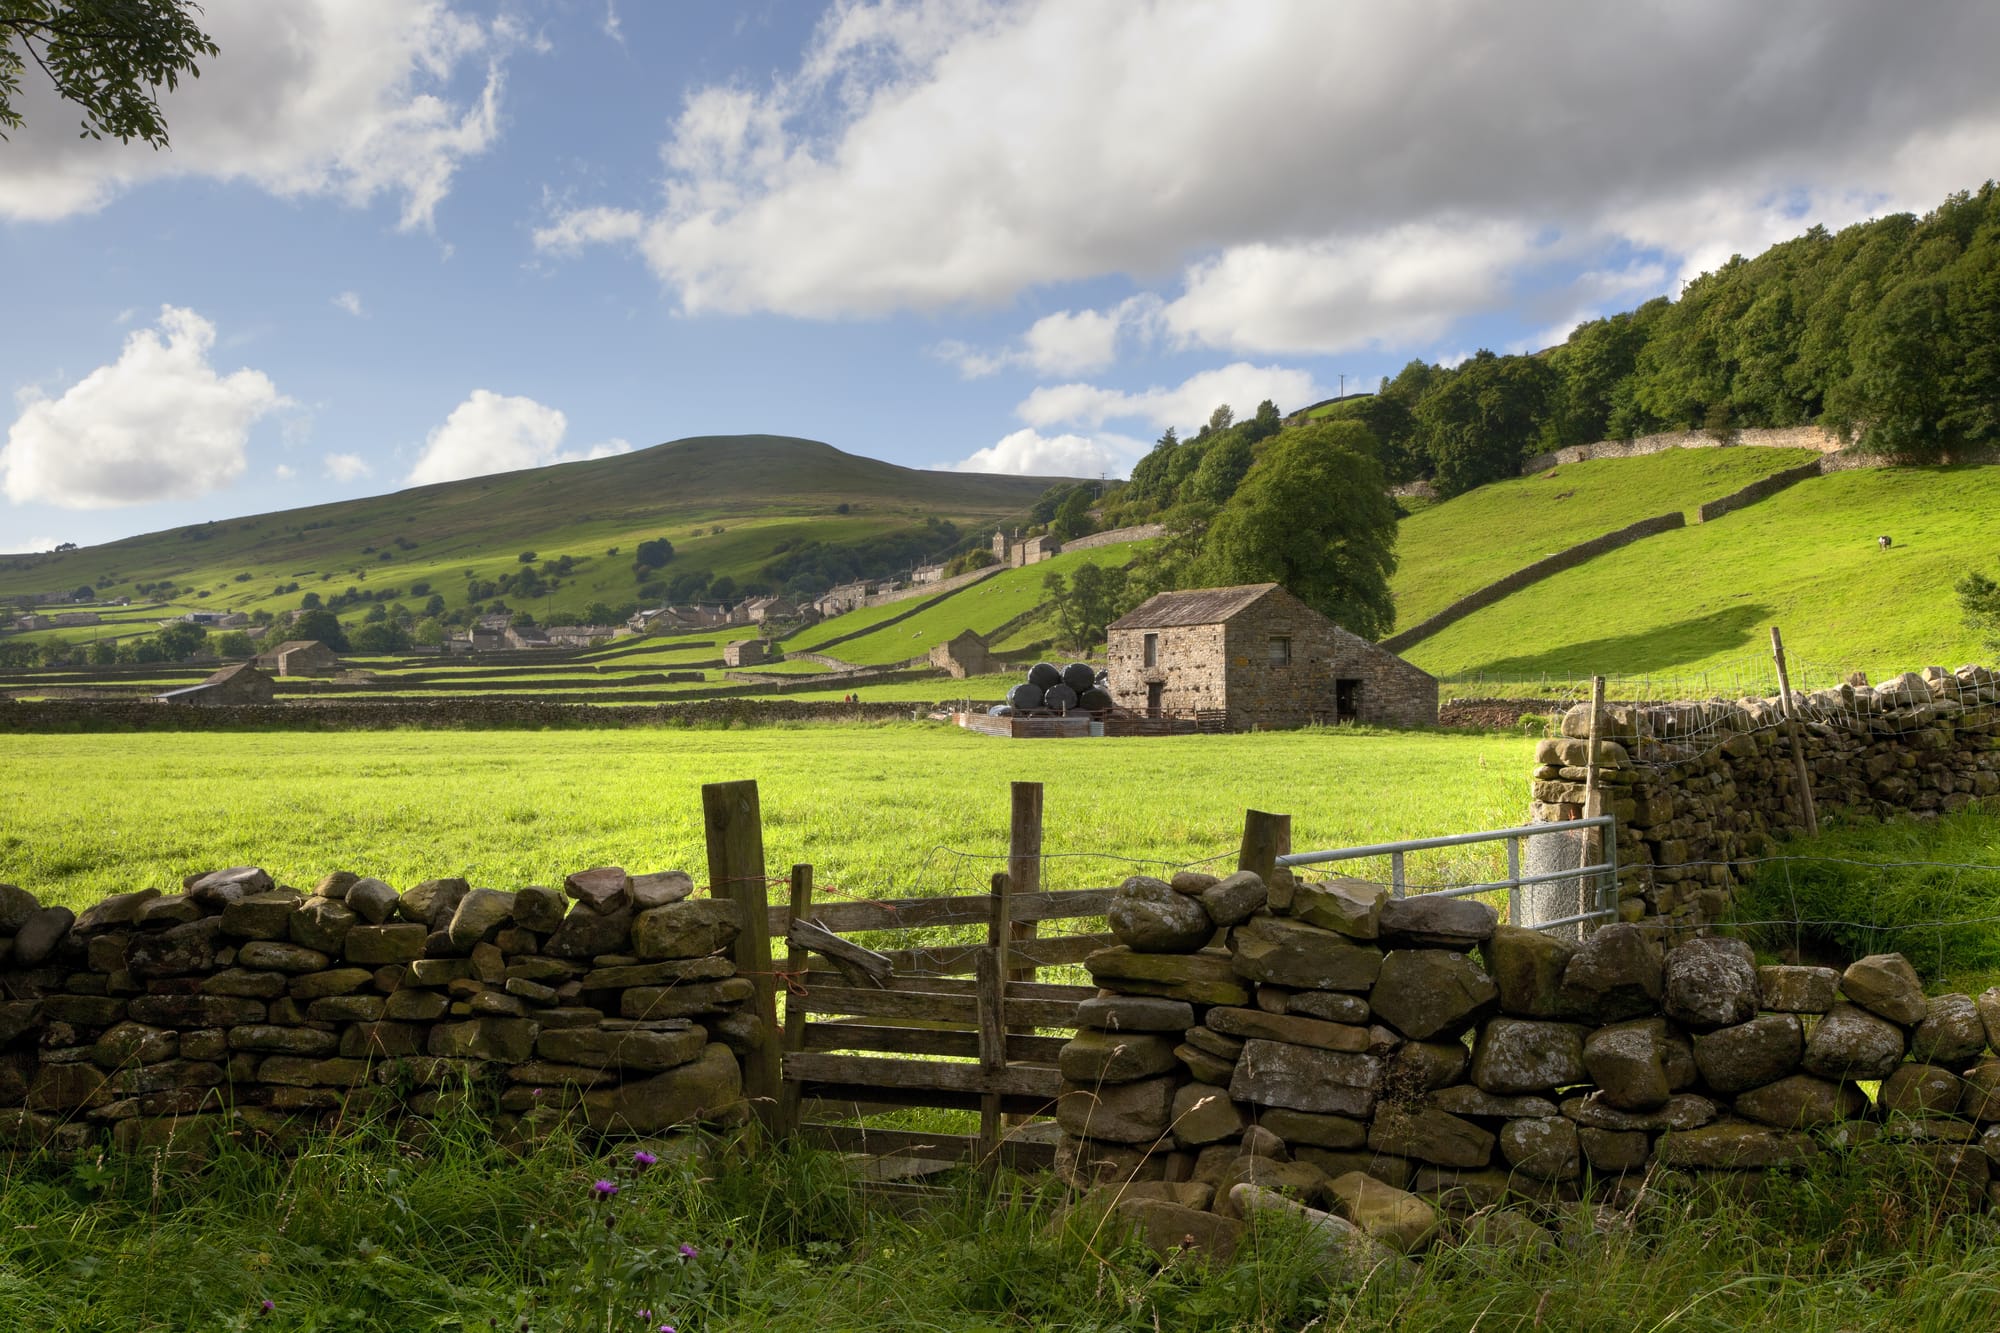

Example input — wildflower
[633,1149,658,1169]
[637,1311,651,1322]
[678,1243,698,1261]
[593,1179,619,1199]
[259,1299,274,1316]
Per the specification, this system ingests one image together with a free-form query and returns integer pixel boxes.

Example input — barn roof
[263,640,329,656]
[1108,584,1282,630]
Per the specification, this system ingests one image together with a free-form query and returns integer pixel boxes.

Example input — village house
[723,639,768,667]
[993,530,1060,568]
[1105,583,1438,730]
[742,596,799,624]
[50,611,101,627]
[252,640,338,677]
[467,625,507,652]
[542,624,618,648]
[13,614,49,630]
[503,624,551,650]
[156,661,276,706]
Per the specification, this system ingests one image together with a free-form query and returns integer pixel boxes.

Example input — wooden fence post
[776,863,811,1141]
[980,869,1014,1161]
[1007,782,1043,985]
[703,780,780,1137]
[1239,809,1291,907]
[1770,627,1820,838]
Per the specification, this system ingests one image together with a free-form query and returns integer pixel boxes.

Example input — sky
[2,0,1999,554]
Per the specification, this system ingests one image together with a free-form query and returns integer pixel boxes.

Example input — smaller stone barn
[1106,583,1437,730]
[929,630,998,679]
[157,662,276,706]
[724,639,768,667]
[253,640,338,676]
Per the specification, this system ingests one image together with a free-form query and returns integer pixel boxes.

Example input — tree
[289,608,348,652]
[1413,351,1557,498]
[1958,569,2000,652]
[1187,432,1253,507]
[154,620,206,660]
[0,1,218,147]
[1050,487,1097,541]
[1197,422,1398,640]
[350,621,410,654]
[412,617,447,647]
[298,590,321,610]
[213,629,252,658]
[634,538,675,570]
[1042,564,1131,651]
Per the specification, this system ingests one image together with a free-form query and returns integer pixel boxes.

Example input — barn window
[1268,635,1292,665]
[1143,633,1159,668]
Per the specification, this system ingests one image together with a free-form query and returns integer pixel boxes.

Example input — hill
[0,435,1067,632]
[1400,462,2000,686]
[1390,446,1822,629]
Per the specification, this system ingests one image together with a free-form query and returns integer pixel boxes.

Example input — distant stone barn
[928,630,998,679]
[1105,583,1437,730]
[156,662,277,706]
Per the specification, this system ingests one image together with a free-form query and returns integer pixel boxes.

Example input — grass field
[1405,464,2000,685]
[795,542,1147,666]
[0,725,1533,910]
[1390,446,1821,629]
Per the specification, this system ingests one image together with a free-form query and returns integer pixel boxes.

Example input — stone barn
[252,640,338,676]
[1105,583,1437,730]
[723,639,768,667]
[928,630,998,679]
[156,662,276,706]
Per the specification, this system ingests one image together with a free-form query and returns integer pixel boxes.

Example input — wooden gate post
[703,780,780,1136]
[776,863,812,1141]
[1006,782,1043,984]
[1770,627,1820,837]
[1239,809,1292,908]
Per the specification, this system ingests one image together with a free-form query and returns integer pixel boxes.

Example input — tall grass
[8,1103,2000,1330]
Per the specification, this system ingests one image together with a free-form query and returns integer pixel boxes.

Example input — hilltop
[0,435,1067,629]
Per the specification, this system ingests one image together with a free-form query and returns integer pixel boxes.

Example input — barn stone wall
[1063,870,1999,1258]
[1530,664,2000,932]
[0,865,749,1156]
[1221,596,1437,729]
[1106,623,1229,718]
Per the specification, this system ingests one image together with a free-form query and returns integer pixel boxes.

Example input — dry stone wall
[0,698,919,732]
[0,865,751,1155]
[1063,871,2000,1260]
[1531,664,2000,929]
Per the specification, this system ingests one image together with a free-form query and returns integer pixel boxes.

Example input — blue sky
[3,0,1998,552]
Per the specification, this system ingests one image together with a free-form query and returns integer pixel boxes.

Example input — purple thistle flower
[678,1242,698,1260]
[637,1311,651,1321]
[593,1179,619,1199]
[259,1299,275,1315]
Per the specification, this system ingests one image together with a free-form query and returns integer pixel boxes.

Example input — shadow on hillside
[1459,603,1773,680]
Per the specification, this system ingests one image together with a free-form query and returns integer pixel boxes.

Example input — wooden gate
[702,779,1293,1170]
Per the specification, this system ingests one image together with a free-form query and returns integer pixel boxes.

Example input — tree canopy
[1,1,218,147]
[1196,421,1399,640]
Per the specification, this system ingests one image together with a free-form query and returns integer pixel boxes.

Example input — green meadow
[0,725,1533,909]
[1405,464,2000,686]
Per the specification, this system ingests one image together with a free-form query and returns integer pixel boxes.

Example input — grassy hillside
[0,435,1064,628]
[781,540,1150,665]
[1391,446,1822,629]
[1405,464,2000,684]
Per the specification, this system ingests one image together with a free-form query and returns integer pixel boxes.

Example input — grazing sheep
[1878,535,1893,551]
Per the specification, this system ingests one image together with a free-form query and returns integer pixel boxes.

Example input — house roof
[1108,584,1283,631]
[264,640,329,656]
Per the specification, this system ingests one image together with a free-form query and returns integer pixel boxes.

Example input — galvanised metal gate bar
[1275,815,1619,931]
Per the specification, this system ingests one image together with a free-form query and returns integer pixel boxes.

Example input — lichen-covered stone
[1839,954,1928,1026]
[1106,876,1213,953]
[426,1018,537,1062]
[1256,1107,1367,1149]
[1734,1074,1867,1127]
[1075,996,1194,1032]
[1879,1063,1966,1118]
[1662,936,1759,1030]
[1655,1121,1817,1169]
[344,877,401,926]
[1229,917,1382,992]
[1691,1014,1803,1095]
[564,866,631,912]
[1470,1018,1586,1095]
[1170,1082,1244,1145]
[511,886,568,933]
[581,1043,742,1133]
[343,923,429,965]
[534,1025,704,1072]
[1561,1091,1716,1132]
[631,899,744,960]
[1480,925,1577,1018]
[1198,871,1267,928]
[1292,879,1386,939]
[1324,1171,1438,1253]
[1056,1073,1177,1143]
[1801,1003,1906,1081]
[1367,1106,1493,1169]
[1229,1039,1381,1117]
[1377,895,1497,949]
[1369,949,1497,1041]
[14,906,74,967]
[1498,1116,1580,1181]
[1085,946,1250,1006]
[288,898,358,955]
[1058,1030,1181,1083]
[1911,994,1987,1065]
[1206,1006,1369,1053]
[1757,965,1840,1014]
[1557,924,1661,1022]
[544,903,636,960]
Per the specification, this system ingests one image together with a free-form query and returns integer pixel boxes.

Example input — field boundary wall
[1531,664,2000,931]
[1062,524,1166,552]
[0,697,921,732]
[1695,460,1828,522]
[1379,512,1685,654]
[0,864,751,1158]
[1520,424,1848,474]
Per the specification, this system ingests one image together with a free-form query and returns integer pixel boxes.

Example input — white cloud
[323,453,374,482]
[936,297,1162,379]
[603,1,625,45]
[332,291,365,317]
[406,390,569,486]
[943,428,1142,479]
[539,0,2000,354]
[0,307,288,509]
[1017,363,1322,433]
[558,437,634,463]
[274,464,298,480]
[13,536,61,553]
[0,1,509,229]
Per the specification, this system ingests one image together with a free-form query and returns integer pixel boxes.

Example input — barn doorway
[1335,678,1361,723]
[1146,682,1164,718]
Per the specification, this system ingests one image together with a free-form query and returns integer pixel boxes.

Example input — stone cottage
[156,661,276,706]
[1105,583,1437,729]
[251,639,338,676]
[723,639,768,667]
